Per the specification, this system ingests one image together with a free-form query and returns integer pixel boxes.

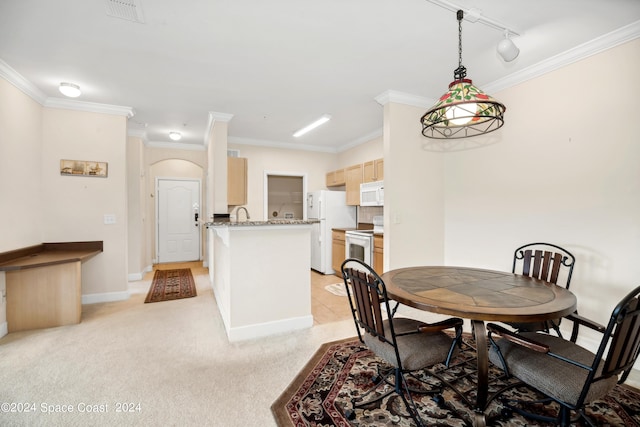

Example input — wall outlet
[104,214,117,225]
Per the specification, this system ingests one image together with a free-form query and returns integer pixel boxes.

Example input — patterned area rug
[144,268,197,303]
[272,336,640,426]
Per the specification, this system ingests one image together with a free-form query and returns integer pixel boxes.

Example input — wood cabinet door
[363,159,384,182]
[228,157,247,206]
[331,230,346,276]
[373,235,383,273]
[345,164,363,205]
[326,169,346,187]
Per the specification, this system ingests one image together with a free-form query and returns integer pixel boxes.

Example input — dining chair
[340,258,464,427]
[510,242,576,338]
[486,284,640,427]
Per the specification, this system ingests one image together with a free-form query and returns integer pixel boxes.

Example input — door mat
[144,268,197,303]
[272,336,640,426]
[324,283,348,297]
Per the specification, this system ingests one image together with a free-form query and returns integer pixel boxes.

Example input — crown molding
[483,19,640,94]
[0,59,47,104]
[377,20,640,108]
[0,59,136,117]
[204,111,234,147]
[44,97,135,117]
[228,136,338,153]
[338,128,384,153]
[375,90,435,108]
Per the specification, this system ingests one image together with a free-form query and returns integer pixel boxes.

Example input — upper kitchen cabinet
[345,164,363,206]
[326,168,346,187]
[363,158,383,182]
[228,157,247,206]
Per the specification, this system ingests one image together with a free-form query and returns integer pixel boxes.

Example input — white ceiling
[1,0,639,152]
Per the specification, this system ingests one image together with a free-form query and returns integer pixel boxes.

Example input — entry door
[157,178,200,263]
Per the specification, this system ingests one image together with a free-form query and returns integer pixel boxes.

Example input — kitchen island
[206,220,314,341]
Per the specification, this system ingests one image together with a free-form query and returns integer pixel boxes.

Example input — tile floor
[310,270,353,325]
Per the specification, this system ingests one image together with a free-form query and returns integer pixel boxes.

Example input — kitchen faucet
[235,206,250,221]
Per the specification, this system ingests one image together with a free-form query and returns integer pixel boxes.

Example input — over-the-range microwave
[360,180,384,206]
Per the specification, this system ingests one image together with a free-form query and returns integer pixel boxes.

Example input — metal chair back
[599,286,640,382]
[342,259,396,348]
[512,242,575,289]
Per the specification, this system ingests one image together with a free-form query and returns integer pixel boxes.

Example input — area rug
[272,336,640,427]
[325,283,348,297]
[144,268,197,303]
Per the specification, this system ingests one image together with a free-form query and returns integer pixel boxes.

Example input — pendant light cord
[454,9,467,81]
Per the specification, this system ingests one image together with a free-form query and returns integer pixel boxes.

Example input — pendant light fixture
[421,10,506,139]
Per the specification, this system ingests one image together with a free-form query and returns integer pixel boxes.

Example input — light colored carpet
[0,265,355,426]
[2,265,639,426]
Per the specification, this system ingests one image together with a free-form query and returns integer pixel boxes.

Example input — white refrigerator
[308,190,356,274]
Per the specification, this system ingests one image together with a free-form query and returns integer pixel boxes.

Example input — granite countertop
[205,219,318,227]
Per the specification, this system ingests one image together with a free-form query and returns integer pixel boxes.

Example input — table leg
[472,320,488,427]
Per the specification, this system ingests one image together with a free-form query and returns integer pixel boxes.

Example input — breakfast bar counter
[206,221,313,341]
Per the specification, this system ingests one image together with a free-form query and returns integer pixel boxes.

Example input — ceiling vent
[104,0,145,24]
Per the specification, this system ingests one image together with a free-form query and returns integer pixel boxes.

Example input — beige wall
[384,39,640,351]
[0,78,43,332]
[337,136,383,168]
[127,137,146,278]
[384,102,445,270]
[40,108,129,298]
[1,76,131,310]
[442,39,640,327]
[0,78,43,250]
[146,157,204,264]
[211,122,229,214]
[227,143,336,220]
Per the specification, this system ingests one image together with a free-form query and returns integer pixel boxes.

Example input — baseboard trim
[128,272,143,281]
[0,321,7,339]
[127,265,153,282]
[82,291,130,305]
[227,315,314,342]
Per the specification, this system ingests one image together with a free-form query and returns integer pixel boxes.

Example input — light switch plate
[104,214,117,224]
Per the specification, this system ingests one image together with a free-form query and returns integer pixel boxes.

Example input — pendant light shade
[421,10,506,139]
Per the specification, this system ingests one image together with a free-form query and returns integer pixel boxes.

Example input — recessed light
[169,132,182,141]
[293,114,331,138]
[59,82,81,98]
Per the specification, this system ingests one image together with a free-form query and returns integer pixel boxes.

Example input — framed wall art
[60,159,108,177]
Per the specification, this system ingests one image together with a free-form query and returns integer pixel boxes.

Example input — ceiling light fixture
[421,10,506,139]
[169,131,182,141]
[293,114,331,138]
[497,30,520,62]
[59,82,81,98]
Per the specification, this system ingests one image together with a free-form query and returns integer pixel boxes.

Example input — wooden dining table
[379,266,577,427]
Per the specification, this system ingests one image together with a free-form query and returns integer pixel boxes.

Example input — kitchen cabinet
[228,157,247,206]
[325,169,345,187]
[345,164,363,206]
[374,234,384,273]
[331,230,346,277]
[363,158,384,182]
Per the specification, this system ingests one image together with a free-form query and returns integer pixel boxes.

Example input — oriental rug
[272,336,640,427]
[144,268,197,303]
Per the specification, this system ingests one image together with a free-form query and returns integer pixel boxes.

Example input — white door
[157,178,200,263]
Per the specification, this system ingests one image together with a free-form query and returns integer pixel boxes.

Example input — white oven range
[345,230,376,269]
